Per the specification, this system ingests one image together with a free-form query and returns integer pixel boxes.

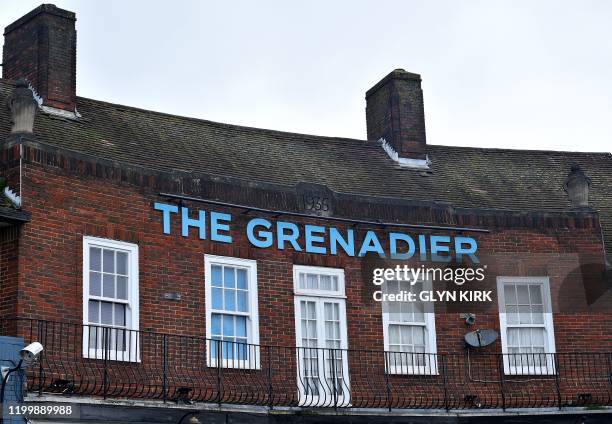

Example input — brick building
[0,4,610,424]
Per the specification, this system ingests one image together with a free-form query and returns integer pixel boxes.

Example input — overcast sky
[2,1,611,153]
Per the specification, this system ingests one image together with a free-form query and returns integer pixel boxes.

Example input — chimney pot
[564,163,591,209]
[8,78,38,134]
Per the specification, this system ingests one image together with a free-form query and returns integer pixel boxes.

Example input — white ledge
[4,187,21,208]
[41,105,81,120]
[380,138,430,169]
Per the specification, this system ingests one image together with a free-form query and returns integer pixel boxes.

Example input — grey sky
[2,0,611,153]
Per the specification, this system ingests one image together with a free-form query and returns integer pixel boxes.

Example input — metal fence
[1,319,610,410]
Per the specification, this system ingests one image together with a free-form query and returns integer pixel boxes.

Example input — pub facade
[0,4,610,423]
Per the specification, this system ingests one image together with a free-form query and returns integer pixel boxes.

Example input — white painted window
[382,279,437,375]
[205,255,259,369]
[497,277,556,375]
[83,236,139,362]
[293,265,350,407]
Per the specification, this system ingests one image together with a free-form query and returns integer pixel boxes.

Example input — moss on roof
[1,79,611,257]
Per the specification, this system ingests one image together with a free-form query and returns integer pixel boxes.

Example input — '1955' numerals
[301,193,330,212]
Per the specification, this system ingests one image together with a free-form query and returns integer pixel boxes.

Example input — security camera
[20,342,43,364]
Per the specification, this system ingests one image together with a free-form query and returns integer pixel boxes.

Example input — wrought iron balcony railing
[0,319,610,410]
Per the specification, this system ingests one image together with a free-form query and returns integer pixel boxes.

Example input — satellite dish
[464,329,498,348]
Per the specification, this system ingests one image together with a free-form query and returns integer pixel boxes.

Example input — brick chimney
[366,69,428,165]
[2,4,77,112]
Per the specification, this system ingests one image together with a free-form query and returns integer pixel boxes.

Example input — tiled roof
[1,79,611,258]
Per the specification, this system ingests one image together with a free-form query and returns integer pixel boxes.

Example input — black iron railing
[1,319,610,410]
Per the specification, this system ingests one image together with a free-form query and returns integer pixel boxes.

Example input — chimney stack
[2,4,77,112]
[366,69,428,165]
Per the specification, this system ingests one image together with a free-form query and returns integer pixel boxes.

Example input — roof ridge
[1,78,610,156]
[428,143,612,156]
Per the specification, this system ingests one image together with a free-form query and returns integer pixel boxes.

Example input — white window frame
[205,254,260,369]
[293,265,350,407]
[497,276,556,375]
[82,236,140,362]
[293,265,345,298]
[381,278,438,375]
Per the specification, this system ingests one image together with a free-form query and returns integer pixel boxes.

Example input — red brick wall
[13,156,610,354]
[0,226,20,319]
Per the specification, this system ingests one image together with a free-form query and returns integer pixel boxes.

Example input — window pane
[115,304,126,327]
[386,280,399,294]
[529,285,543,304]
[237,340,248,360]
[88,300,99,323]
[225,290,236,311]
[300,301,307,319]
[212,288,223,310]
[101,302,113,325]
[211,265,223,287]
[223,267,236,288]
[325,321,333,340]
[324,303,333,320]
[388,301,401,316]
[306,274,317,290]
[413,301,425,323]
[320,275,332,291]
[517,285,530,304]
[520,328,531,347]
[103,274,115,298]
[412,326,425,345]
[236,316,247,337]
[519,305,532,324]
[116,276,128,300]
[90,247,102,271]
[531,328,545,347]
[531,305,544,323]
[90,272,101,296]
[504,284,516,306]
[211,314,221,336]
[400,326,412,346]
[307,301,316,319]
[224,340,234,360]
[413,281,423,293]
[236,290,248,312]
[115,328,126,352]
[507,328,520,347]
[89,327,101,349]
[103,249,115,273]
[332,276,338,292]
[223,315,234,336]
[116,251,128,275]
[236,269,247,289]
[506,305,518,324]
[307,320,317,339]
